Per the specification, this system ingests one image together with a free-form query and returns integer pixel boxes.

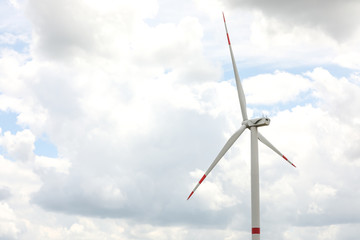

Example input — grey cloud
[32,107,238,227]
[26,0,97,60]
[25,0,219,85]
[29,66,360,233]
[225,0,360,41]
[25,0,138,61]
[0,187,11,201]
[31,67,83,119]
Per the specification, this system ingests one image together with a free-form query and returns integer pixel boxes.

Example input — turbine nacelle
[243,117,270,128]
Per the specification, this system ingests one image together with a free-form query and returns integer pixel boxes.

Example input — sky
[0,0,360,239]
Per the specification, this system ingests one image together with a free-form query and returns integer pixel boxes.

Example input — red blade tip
[187,191,194,200]
[283,155,296,168]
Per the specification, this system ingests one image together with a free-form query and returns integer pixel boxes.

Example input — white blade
[187,125,247,200]
[223,12,248,121]
[258,132,296,168]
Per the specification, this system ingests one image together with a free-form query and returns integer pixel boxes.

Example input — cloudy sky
[1,0,360,239]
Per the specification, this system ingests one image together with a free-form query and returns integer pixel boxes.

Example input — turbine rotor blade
[223,12,248,121]
[187,125,247,200]
[258,132,296,168]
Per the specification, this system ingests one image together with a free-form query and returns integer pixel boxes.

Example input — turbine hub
[242,117,270,128]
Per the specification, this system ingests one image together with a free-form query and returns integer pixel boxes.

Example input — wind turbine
[187,13,296,240]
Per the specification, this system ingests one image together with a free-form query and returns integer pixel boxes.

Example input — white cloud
[333,31,360,69]
[0,202,20,239]
[0,33,18,45]
[189,169,239,211]
[194,0,224,20]
[243,70,312,105]
[310,184,337,200]
[0,129,35,162]
[307,67,360,124]
[34,156,71,174]
[0,156,41,201]
[283,225,341,240]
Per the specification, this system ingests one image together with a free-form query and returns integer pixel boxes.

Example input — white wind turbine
[187,13,296,240]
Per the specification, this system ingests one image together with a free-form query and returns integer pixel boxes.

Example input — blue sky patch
[0,40,29,53]
[34,136,58,158]
[0,110,22,134]
[0,110,58,158]
[222,61,354,82]
[248,89,315,118]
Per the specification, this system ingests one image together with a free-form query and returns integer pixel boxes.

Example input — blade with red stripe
[187,126,246,200]
[222,12,248,121]
[258,132,296,168]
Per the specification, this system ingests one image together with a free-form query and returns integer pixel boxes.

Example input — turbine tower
[187,13,296,240]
